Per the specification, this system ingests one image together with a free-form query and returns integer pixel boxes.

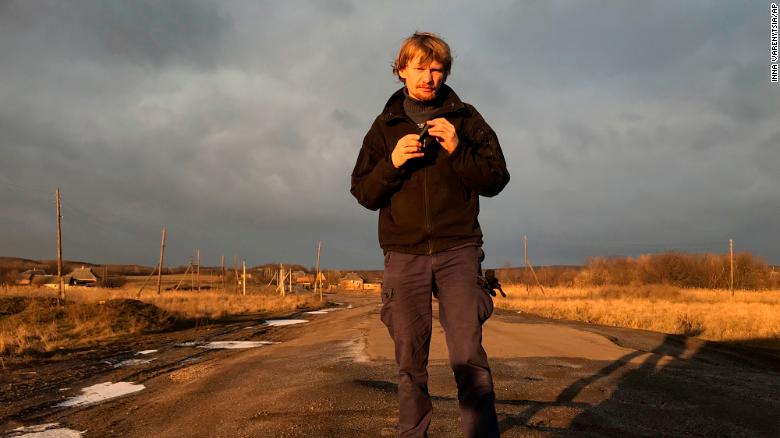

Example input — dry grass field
[495,285,780,348]
[0,280,324,356]
[122,272,226,287]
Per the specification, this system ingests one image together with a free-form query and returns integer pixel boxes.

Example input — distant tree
[578,251,773,290]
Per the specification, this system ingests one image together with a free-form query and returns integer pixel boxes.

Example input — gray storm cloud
[1,1,777,268]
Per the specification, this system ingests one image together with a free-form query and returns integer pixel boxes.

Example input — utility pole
[196,249,201,292]
[221,255,225,293]
[730,239,734,296]
[242,261,247,296]
[267,271,278,287]
[136,265,159,297]
[523,235,529,292]
[138,228,165,297]
[156,225,166,294]
[523,236,545,295]
[278,263,285,296]
[233,256,240,294]
[174,262,192,291]
[314,241,322,302]
[190,255,195,291]
[55,188,64,300]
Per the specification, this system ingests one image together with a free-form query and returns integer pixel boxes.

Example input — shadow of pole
[497,349,647,434]
[496,333,780,436]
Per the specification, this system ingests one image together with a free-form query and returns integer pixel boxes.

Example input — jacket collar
[379,84,466,123]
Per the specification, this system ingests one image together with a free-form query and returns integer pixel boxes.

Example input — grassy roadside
[0,286,324,356]
[495,285,780,349]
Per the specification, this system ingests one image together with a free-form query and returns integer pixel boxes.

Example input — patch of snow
[243,326,256,329]
[56,382,145,407]
[306,307,345,315]
[7,423,84,438]
[263,319,308,326]
[136,349,157,355]
[113,358,155,368]
[58,388,70,392]
[176,341,198,347]
[11,423,61,433]
[199,341,277,349]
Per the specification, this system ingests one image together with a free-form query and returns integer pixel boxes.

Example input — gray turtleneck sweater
[403,88,444,126]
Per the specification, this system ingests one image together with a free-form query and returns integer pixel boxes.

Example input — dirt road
[2,293,779,437]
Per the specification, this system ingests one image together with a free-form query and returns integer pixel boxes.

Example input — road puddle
[343,338,370,363]
[200,341,277,349]
[113,358,156,368]
[305,307,346,315]
[57,382,145,407]
[175,341,277,349]
[176,341,198,347]
[263,319,308,326]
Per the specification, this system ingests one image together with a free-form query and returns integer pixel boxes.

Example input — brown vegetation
[581,252,775,289]
[0,284,324,356]
[496,265,581,287]
[497,252,779,290]
[0,295,173,356]
[495,285,780,348]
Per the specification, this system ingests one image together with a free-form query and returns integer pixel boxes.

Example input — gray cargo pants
[381,245,499,438]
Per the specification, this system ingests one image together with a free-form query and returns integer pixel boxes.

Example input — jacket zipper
[414,121,434,255]
[383,91,467,255]
[423,165,433,255]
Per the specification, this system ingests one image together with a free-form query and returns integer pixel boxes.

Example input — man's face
[398,55,445,101]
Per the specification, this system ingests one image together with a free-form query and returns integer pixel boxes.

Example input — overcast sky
[1,1,778,269]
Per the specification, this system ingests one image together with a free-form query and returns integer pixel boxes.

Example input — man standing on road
[351,32,509,437]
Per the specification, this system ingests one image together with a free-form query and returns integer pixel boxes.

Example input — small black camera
[418,123,431,150]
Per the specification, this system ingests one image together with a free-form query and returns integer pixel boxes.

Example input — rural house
[294,272,327,289]
[291,270,307,282]
[68,266,101,286]
[339,272,364,290]
[34,275,71,289]
[16,269,47,286]
[362,272,382,291]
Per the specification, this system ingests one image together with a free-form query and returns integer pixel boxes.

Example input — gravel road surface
[2,293,779,437]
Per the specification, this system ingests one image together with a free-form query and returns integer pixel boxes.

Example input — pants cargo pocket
[475,276,494,323]
[380,286,394,332]
[475,248,494,323]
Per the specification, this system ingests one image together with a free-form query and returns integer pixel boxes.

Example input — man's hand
[427,118,458,154]
[391,134,425,168]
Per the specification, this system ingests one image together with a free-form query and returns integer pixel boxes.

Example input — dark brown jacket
[351,85,509,255]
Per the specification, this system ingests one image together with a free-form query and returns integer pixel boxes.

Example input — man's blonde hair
[392,32,452,82]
